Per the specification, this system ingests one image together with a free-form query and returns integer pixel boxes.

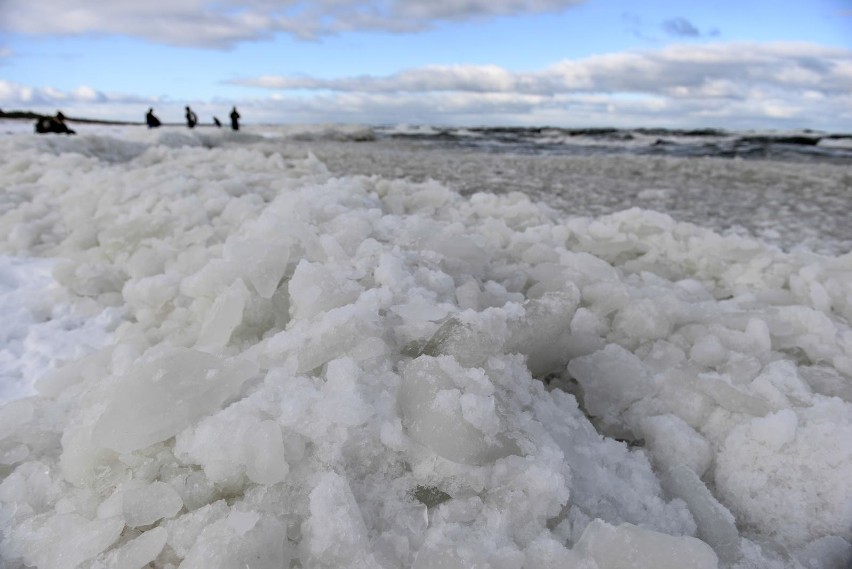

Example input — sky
[0,0,851,130]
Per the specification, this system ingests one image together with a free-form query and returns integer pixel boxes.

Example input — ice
[0,256,121,404]
[715,400,852,547]
[399,356,514,465]
[179,510,290,569]
[567,344,659,435]
[639,414,713,476]
[90,527,168,569]
[121,481,184,527]
[175,409,289,485]
[6,513,124,569]
[303,472,374,566]
[195,278,250,349]
[663,465,741,563]
[574,519,718,569]
[1,126,851,568]
[90,348,258,454]
[288,259,364,320]
[795,536,852,569]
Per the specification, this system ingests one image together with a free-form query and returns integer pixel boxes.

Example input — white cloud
[0,80,151,108]
[0,0,585,48]
[231,42,852,98]
[222,42,852,129]
[3,42,851,131]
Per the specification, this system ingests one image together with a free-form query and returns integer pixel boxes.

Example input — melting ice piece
[179,511,290,569]
[640,414,713,477]
[567,344,658,431]
[244,419,289,485]
[419,314,506,368]
[505,290,580,377]
[399,355,514,465]
[100,527,168,569]
[419,291,579,375]
[574,519,718,569]
[663,464,741,563]
[92,348,257,453]
[14,514,124,569]
[196,278,250,348]
[223,228,293,299]
[303,472,371,564]
[123,481,184,527]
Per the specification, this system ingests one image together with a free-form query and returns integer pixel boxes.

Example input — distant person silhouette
[146,108,161,128]
[185,106,198,129]
[35,111,75,135]
[213,117,222,128]
[230,106,240,131]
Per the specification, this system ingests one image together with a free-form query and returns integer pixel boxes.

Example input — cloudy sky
[1,0,851,129]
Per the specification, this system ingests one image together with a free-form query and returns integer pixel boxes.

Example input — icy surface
[0,124,850,568]
[0,256,122,404]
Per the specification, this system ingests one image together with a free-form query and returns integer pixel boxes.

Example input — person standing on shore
[230,106,240,131]
[185,106,198,129]
[146,108,161,128]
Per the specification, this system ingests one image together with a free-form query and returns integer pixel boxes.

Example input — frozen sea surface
[0,122,850,569]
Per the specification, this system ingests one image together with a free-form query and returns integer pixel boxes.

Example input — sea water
[0,121,850,569]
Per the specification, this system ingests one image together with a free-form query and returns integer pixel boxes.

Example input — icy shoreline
[0,126,850,568]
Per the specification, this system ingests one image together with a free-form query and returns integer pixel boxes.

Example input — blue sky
[1,0,850,129]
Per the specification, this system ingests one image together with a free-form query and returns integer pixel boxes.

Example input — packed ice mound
[0,130,851,569]
[0,256,123,404]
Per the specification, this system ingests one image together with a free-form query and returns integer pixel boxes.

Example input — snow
[0,122,851,568]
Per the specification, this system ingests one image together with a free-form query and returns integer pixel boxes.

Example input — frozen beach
[0,121,851,569]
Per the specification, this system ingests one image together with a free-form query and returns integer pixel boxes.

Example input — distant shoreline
[0,109,215,128]
[0,109,143,126]
[3,109,851,138]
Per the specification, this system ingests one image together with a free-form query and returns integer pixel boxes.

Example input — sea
[372,124,852,164]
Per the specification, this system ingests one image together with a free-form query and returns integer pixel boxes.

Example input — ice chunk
[288,259,363,320]
[421,232,487,274]
[245,419,289,485]
[506,290,580,376]
[574,519,718,569]
[399,356,513,465]
[412,546,495,569]
[749,408,798,451]
[91,348,257,453]
[222,225,293,299]
[715,400,852,547]
[522,536,581,569]
[0,400,33,441]
[175,406,289,486]
[663,465,741,563]
[391,295,451,322]
[567,344,658,427]
[196,278,250,348]
[160,500,230,558]
[303,472,373,565]
[97,527,168,569]
[614,298,673,341]
[794,536,852,569]
[123,481,184,526]
[180,511,289,569]
[420,310,509,368]
[693,372,772,416]
[639,414,713,476]
[248,300,382,372]
[11,513,124,569]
